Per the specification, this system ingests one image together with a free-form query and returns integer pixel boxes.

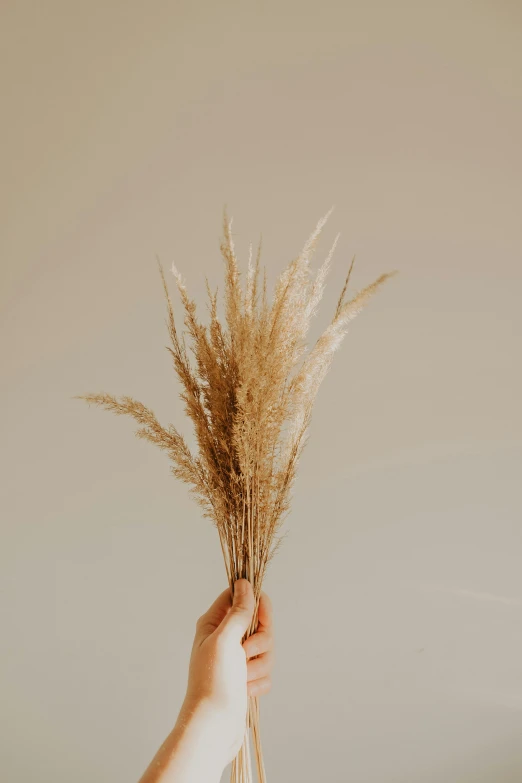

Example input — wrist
[139,697,227,783]
[176,696,229,776]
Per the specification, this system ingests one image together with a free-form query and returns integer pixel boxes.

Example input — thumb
[220,579,255,641]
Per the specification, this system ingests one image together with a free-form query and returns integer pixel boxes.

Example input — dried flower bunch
[75,205,396,782]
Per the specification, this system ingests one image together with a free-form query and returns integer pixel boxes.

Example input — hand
[138,579,274,783]
[184,578,274,764]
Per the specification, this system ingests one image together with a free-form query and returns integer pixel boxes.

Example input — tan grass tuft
[74,206,397,783]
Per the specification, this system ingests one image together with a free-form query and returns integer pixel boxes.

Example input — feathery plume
[75,208,396,783]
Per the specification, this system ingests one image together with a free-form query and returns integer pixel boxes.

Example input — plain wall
[1,1,521,781]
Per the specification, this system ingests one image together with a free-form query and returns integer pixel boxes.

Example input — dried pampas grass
[74,205,397,782]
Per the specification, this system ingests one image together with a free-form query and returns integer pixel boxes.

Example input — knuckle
[246,640,259,658]
[258,631,272,653]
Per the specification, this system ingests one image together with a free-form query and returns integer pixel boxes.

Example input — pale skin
[138,579,274,783]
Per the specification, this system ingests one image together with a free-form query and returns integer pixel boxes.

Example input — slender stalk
[75,206,396,783]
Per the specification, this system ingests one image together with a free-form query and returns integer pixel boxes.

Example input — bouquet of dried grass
[75,206,396,782]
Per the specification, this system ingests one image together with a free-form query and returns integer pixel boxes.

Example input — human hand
[138,579,274,783]
[183,578,274,765]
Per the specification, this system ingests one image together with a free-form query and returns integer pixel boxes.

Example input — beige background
[1,1,522,781]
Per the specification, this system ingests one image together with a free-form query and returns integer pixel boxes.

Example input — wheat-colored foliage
[74,205,396,782]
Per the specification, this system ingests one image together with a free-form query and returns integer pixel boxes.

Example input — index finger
[256,591,273,633]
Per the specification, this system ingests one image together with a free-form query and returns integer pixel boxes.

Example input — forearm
[138,698,227,783]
